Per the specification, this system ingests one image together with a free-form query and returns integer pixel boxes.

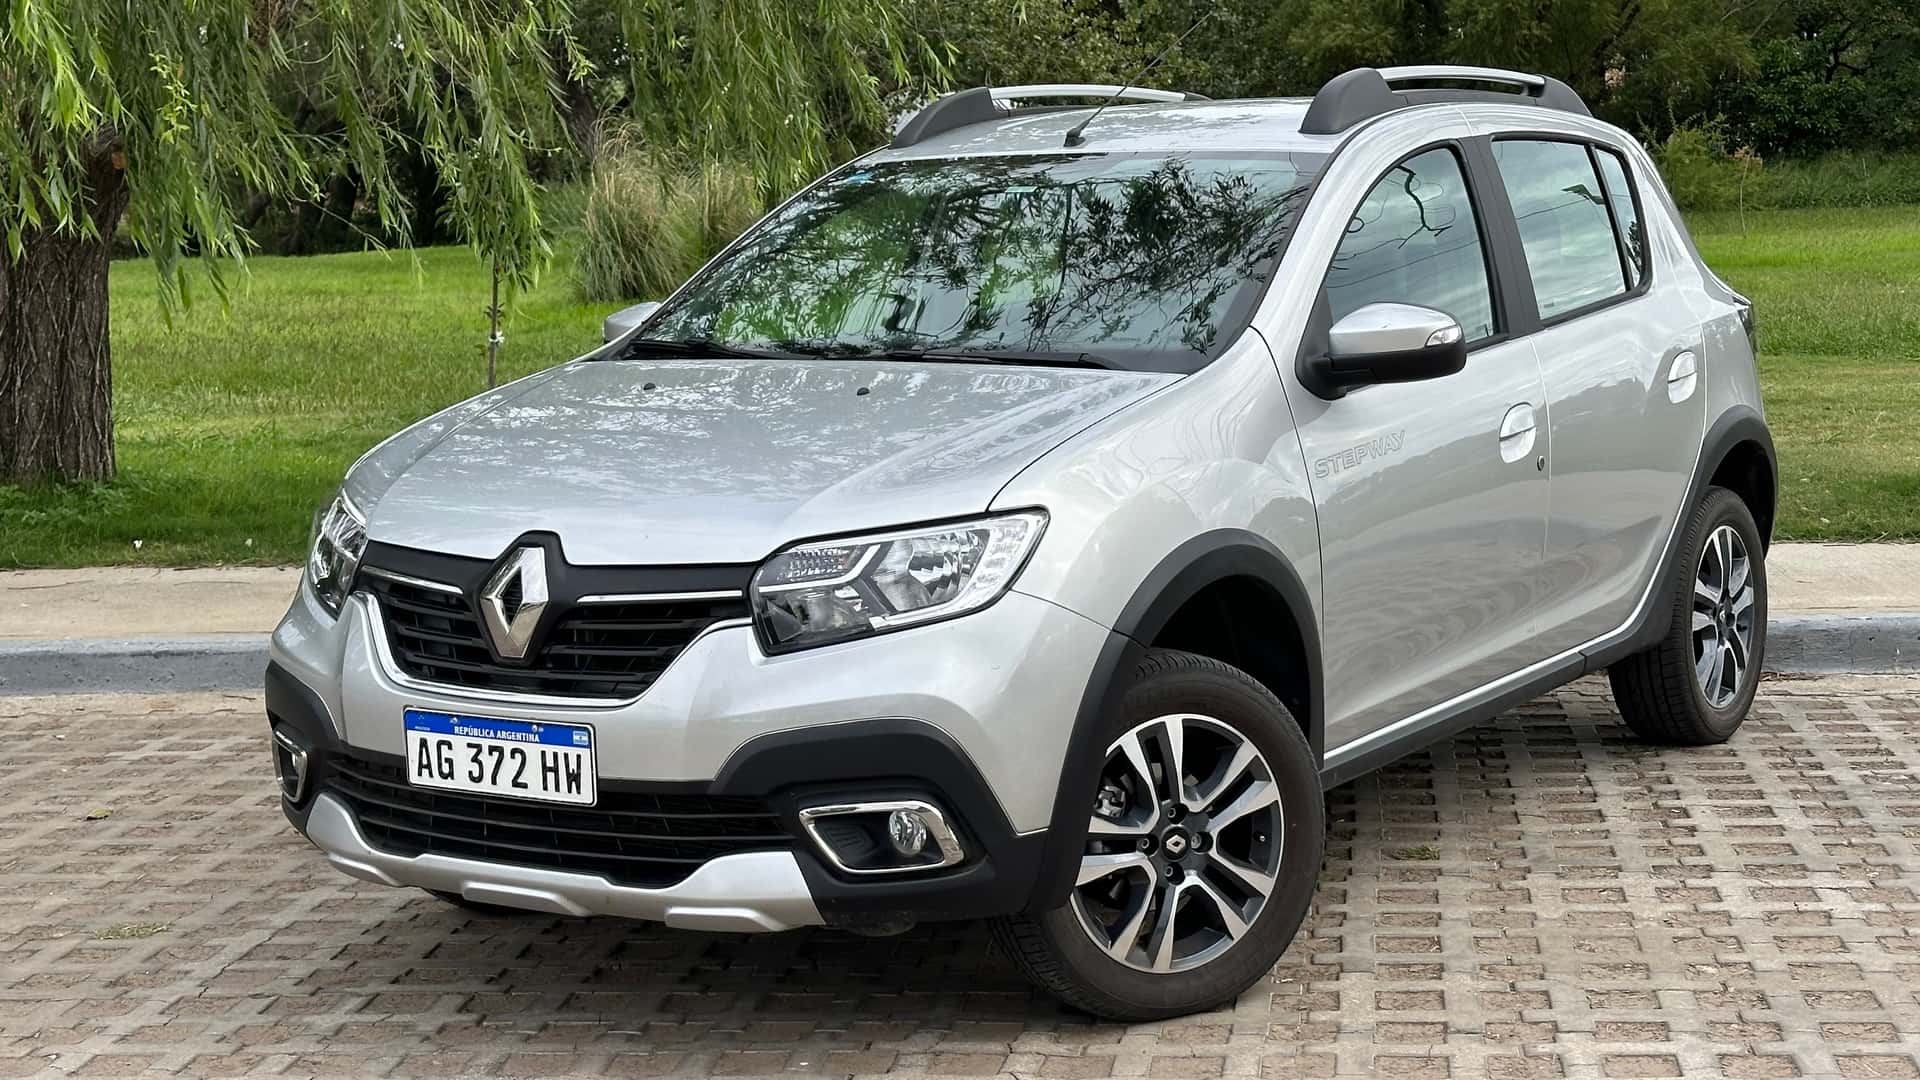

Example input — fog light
[798,798,965,875]
[887,808,930,856]
[271,727,310,802]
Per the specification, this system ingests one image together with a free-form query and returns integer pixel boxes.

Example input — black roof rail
[892,84,1205,149]
[1300,65,1590,135]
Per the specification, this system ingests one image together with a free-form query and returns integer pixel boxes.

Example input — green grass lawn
[1,206,1915,567]
[1690,207,1920,541]
[1,247,605,567]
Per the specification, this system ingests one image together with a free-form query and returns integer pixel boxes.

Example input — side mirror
[602,301,662,344]
[1301,302,1467,399]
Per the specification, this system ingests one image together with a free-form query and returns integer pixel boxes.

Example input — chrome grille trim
[576,589,745,604]
[360,594,751,708]
[359,565,463,595]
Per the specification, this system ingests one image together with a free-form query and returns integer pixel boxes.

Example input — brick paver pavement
[7,676,1920,1078]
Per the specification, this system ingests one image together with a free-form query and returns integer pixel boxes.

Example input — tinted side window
[1593,148,1645,289]
[1324,147,1496,343]
[1493,140,1627,319]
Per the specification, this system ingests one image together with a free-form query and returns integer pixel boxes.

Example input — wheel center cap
[1162,829,1190,857]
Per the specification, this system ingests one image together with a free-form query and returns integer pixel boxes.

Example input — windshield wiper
[619,337,796,361]
[622,337,1116,369]
[865,346,1116,370]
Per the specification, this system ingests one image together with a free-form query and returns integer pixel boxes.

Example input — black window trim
[1301,137,1513,370]
[1458,135,1534,345]
[1590,142,1648,290]
[1484,131,1655,334]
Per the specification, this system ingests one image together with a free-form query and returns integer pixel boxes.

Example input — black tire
[989,649,1324,1021]
[1609,485,1767,745]
[426,890,546,917]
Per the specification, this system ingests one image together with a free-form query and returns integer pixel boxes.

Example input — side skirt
[1317,606,1673,789]
[1318,653,1586,788]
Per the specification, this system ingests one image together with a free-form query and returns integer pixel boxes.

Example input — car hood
[349,358,1177,565]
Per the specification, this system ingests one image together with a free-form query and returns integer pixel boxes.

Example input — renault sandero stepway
[268,66,1775,1019]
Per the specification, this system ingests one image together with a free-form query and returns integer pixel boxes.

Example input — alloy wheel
[1692,523,1756,708]
[1072,714,1283,973]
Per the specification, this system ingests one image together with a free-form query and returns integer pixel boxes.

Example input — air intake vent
[325,753,793,888]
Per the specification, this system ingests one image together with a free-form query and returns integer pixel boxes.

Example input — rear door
[1286,140,1552,749]
[1483,137,1706,651]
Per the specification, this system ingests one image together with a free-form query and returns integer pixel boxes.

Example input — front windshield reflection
[641,152,1323,373]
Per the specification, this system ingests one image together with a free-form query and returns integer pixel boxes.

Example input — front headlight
[751,510,1048,654]
[307,492,368,617]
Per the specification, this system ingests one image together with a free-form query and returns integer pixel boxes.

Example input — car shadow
[320,895,1114,1029]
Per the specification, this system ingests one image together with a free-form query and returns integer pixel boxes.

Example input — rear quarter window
[1592,148,1646,289]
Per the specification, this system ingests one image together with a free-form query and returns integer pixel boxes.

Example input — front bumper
[267,578,1113,927]
[303,791,820,931]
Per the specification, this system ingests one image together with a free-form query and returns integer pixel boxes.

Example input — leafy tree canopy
[0,0,932,486]
[5,1,585,301]
[1,0,932,299]
[908,0,1917,156]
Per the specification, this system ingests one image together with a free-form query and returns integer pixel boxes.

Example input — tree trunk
[551,36,603,166]
[402,140,447,247]
[563,77,604,166]
[0,152,129,486]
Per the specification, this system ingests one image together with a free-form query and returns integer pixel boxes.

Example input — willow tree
[0,1,923,487]
[604,0,929,194]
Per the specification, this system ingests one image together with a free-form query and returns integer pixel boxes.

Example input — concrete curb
[1766,613,1920,675]
[0,635,269,695]
[2,616,1916,695]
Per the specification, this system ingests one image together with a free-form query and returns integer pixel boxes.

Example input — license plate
[403,708,596,806]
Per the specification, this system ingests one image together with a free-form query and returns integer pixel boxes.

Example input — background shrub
[1651,123,1746,212]
[538,181,589,237]
[682,162,764,272]
[574,128,764,303]
[575,131,688,302]
[1652,121,1920,213]
[1760,152,1920,210]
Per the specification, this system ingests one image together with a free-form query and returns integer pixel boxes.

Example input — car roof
[865,98,1346,162]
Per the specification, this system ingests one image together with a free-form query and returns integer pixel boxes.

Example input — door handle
[1666,349,1699,403]
[1498,402,1537,463]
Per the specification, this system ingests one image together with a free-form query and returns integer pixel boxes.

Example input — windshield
[635,151,1325,373]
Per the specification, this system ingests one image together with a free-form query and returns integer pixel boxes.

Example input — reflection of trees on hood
[649,156,1312,364]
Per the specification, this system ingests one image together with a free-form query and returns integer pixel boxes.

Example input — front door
[1286,143,1551,750]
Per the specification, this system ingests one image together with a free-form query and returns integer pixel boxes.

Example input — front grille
[326,753,792,888]
[362,575,749,700]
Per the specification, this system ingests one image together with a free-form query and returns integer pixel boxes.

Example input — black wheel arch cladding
[1701,405,1776,549]
[1110,530,1324,759]
[1031,530,1322,914]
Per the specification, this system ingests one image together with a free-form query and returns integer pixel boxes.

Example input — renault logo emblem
[479,546,549,660]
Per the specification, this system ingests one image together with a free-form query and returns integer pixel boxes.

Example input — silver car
[268,66,1774,1020]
